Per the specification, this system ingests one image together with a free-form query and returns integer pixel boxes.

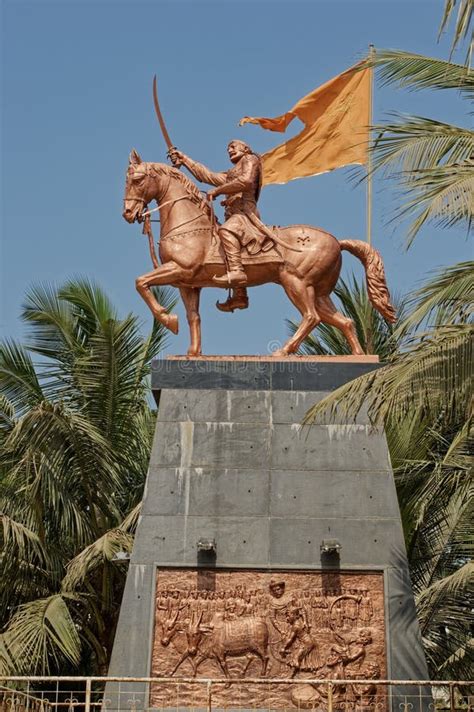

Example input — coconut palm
[304,262,473,678]
[325,8,474,675]
[438,0,473,61]
[0,279,175,674]
[364,0,473,245]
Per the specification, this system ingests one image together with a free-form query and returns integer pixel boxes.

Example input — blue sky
[2,0,472,355]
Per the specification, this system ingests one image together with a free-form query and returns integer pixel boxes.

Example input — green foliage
[372,117,474,175]
[2,595,82,674]
[370,116,474,244]
[439,0,473,62]
[0,279,176,674]
[370,49,473,94]
[365,5,473,244]
[303,264,473,678]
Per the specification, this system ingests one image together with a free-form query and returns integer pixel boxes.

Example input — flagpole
[367,43,375,246]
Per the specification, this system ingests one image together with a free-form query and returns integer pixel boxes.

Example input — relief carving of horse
[123,150,396,356]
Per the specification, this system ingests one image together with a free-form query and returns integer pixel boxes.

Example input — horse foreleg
[275,274,320,356]
[179,287,202,357]
[135,261,186,334]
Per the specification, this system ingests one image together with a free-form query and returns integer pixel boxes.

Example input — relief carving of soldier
[169,140,268,313]
[267,578,297,633]
[280,606,320,676]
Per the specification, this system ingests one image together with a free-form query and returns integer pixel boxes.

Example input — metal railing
[1,677,472,712]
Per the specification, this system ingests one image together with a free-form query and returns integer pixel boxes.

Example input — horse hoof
[271,348,290,358]
[166,314,179,334]
[187,350,202,357]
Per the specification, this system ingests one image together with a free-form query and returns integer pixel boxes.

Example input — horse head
[123,149,168,224]
[123,150,212,228]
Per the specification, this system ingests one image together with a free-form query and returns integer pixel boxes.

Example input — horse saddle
[204,229,283,266]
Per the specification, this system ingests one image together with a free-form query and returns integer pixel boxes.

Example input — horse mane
[151,162,212,218]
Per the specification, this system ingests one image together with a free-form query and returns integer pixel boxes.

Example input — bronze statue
[169,140,266,312]
[123,149,395,357]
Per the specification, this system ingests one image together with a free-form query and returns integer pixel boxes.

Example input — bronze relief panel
[150,569,386,709]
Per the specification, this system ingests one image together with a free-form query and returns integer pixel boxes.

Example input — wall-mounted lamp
[197,537,216,553]
[320,539,341,554]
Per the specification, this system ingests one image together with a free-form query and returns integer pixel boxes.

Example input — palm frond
[0,394,16,434]
[416,562,474,677]
[3,400,122,535]
[0,635,15,674]
[372,116,474,173]
[62,528,134,591]
[439,0,473,62]
[120,502,142,534]
[443,417,473,466]
[58,277,117,332]
[400,261,474,330]
[370,49,473,94]
[2,594,82,673]
[0,341,44,416]
[305,324,472,427]
[0,277,168,673]
[397,163,474,245]
[21,282,79,359]
[1,513,47,562]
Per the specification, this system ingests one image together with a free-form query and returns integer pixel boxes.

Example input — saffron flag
[240,63,371,185]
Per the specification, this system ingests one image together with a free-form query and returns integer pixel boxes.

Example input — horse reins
[133,164,218,269]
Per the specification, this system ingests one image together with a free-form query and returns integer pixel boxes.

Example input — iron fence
[1,677,472,712]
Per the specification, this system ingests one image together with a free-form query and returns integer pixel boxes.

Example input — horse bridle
[126,162,217,269]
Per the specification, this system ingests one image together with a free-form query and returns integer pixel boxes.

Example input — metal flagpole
[367,44,375,246]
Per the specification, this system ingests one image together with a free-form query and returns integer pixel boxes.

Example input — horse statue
[122,149,396,357]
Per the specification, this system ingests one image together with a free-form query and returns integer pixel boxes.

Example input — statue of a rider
[169,140,269,313]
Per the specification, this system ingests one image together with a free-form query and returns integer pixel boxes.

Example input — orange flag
[240,63,371,185]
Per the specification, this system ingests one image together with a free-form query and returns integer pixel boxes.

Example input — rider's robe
[184,153,269,251]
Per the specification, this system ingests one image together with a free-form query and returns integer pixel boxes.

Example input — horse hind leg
[275,273,320,356]
[315,295,364,355]
[180,286,202,357]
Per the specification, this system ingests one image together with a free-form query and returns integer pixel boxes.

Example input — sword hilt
[167,146,182,168]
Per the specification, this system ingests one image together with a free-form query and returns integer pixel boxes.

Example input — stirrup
[213,270,248,287]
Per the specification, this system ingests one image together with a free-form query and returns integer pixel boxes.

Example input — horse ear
[129,148,142,165]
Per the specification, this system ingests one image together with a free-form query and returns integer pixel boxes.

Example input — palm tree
[0,279,175,674]
[306,5,474,677]
[287,275,404,359]
[438,0,473,62]
[305,262,473,679]
[366,45,473,245]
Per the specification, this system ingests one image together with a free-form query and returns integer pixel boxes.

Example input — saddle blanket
[205,231,283,266]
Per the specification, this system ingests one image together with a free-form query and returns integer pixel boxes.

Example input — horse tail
[339,239,397,323]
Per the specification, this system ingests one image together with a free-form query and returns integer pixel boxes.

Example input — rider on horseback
[169,140,265,312]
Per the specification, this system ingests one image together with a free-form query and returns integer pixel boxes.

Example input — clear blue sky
[2,0,472,355]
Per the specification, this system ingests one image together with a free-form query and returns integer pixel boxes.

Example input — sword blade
[153,75,173,150]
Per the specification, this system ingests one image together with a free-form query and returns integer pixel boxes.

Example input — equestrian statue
[122,80,396,357]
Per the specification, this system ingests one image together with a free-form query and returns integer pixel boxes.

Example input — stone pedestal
[107,358,428,709]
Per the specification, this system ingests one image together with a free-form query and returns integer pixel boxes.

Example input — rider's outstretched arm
[171,150,227,187]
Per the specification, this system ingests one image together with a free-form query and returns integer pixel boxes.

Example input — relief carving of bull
[162,610,270,680]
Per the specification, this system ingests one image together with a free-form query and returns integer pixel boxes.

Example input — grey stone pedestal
[107,358,428,709]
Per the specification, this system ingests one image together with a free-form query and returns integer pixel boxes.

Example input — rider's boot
[216,287,249,313]
[214,229,248,286]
